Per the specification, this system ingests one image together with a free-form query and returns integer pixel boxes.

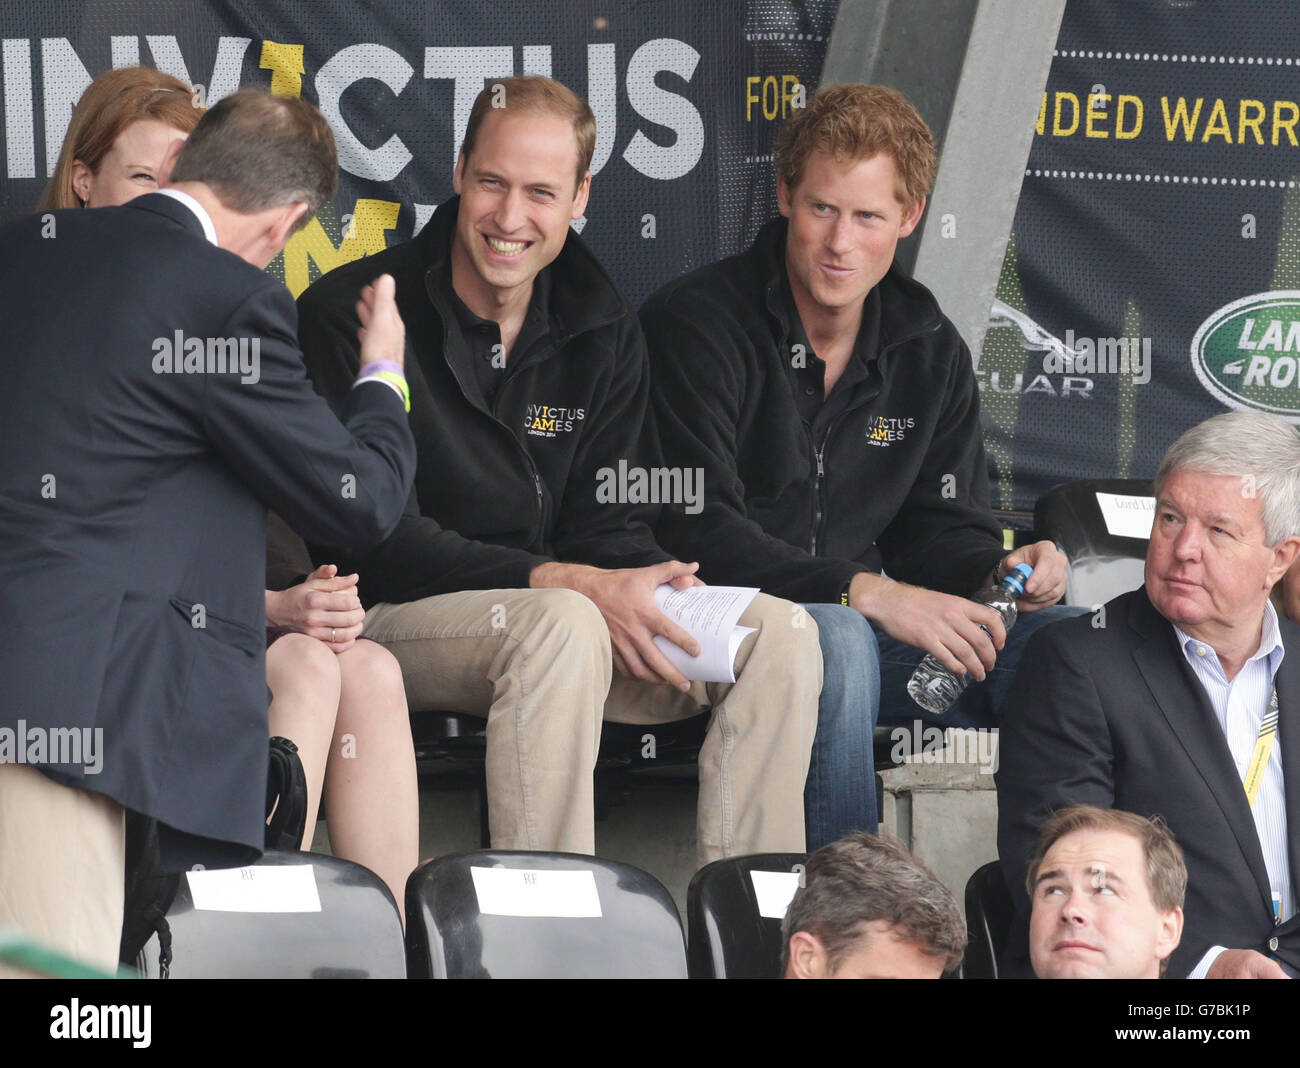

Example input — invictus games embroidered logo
[865,415,915,447]
[1192,291,1300,422]
[524,403,586,438]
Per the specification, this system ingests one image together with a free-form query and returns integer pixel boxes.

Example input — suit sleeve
[995,621,1115,974]
[641,291,865,603]
[198,282,414,552]
[550,315,670,570]
[266,511,314,591]
[295,280,551,602]
[873,327,1005,596]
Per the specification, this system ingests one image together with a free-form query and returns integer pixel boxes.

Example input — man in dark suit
[998,412,1300,979]
[0,90,415,972]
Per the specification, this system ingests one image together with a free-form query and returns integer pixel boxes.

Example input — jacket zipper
[811,442,824,556]
[436,313,550,547]
[494,362,552,549]
[804,321,945,555]
[809,415,844,556]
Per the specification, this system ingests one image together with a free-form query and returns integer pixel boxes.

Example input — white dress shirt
[1173,602,1290,977]
[155,187,218,245]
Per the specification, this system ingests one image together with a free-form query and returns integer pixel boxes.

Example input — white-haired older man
[998,411,1300,979]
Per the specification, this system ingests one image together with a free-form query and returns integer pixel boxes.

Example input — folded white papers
[652,584,760,683]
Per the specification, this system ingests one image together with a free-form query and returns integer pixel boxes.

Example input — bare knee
[337,640,408,710]
[267,633,342,703]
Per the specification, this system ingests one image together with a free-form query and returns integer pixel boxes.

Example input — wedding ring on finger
[331,628,337,643]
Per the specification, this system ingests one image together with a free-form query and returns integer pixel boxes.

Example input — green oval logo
[1192,291,1300,422]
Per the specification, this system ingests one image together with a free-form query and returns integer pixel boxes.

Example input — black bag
[117,811,178,974]
[118,735,309,972]
[264,735,310,852]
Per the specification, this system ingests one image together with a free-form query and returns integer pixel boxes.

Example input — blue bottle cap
[1003,562,1033,595]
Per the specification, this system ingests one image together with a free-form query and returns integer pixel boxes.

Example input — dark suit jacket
[0,194,415,868]
[996,586,1300,978]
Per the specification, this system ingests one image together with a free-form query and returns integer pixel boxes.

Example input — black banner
[0,0,837,305]
[986,0,1300,517]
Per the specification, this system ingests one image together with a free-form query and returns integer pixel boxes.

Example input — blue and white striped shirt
[1173,602,1290,977]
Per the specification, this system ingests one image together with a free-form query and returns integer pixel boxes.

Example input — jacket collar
[125,191,210,240]
[416,196,627,345]
[754,215,945,354]
[1126,585,1299,906]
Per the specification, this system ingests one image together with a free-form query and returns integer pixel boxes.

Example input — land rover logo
[1191,291,1300,422]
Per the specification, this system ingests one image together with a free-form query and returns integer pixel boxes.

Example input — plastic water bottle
[906,563,1034,715]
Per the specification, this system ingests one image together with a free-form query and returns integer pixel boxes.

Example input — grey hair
[780,832,966,975]
[1154,411,1300,545]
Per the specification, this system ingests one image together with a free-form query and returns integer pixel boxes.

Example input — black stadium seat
[963,859,1014,980]
[1034,477,1154,608]
[136,850,406,978]
[405,850,688,978]
[687,852,807,978]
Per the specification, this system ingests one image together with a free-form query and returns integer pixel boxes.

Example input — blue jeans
[802,604,880,852]
[875,603,1086,729]
[801,601,1086,851]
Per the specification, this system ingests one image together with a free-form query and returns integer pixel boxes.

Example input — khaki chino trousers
[0,763,125,976]
[363,588,821,863]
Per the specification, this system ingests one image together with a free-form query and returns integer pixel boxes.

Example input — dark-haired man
[297,76,820,864]
[781,831,965,978]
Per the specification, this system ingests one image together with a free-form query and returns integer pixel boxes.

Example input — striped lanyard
[1241,687,1284,942]
[1242,686,1278,808]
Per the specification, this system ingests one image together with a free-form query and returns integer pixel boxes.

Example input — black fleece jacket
[296,196,667,607]
[640,216,1004,605]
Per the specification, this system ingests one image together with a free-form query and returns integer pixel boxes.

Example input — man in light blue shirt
[998,411,1300,978]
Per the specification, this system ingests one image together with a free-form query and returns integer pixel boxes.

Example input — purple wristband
[355,360,406,383]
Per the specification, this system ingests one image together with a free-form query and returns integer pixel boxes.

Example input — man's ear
[264,201,310,256]
[1267,536,1300,589]
[70,159,93,205]
[784,930,830,979]
[1155,906,1183,963]
[571,172,591,219]
[777,174,794,218]
[453,150,466,195]
[898,195,926,239]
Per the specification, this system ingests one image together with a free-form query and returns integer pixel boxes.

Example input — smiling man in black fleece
[641,84,1078,852]
[295,76,820,864]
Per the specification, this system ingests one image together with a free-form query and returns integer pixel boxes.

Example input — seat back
[1034,477,1153,607]
[406,850,688,978]
[963,859,1013,980]
[137,850,405,978]
[687,853,807,978]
